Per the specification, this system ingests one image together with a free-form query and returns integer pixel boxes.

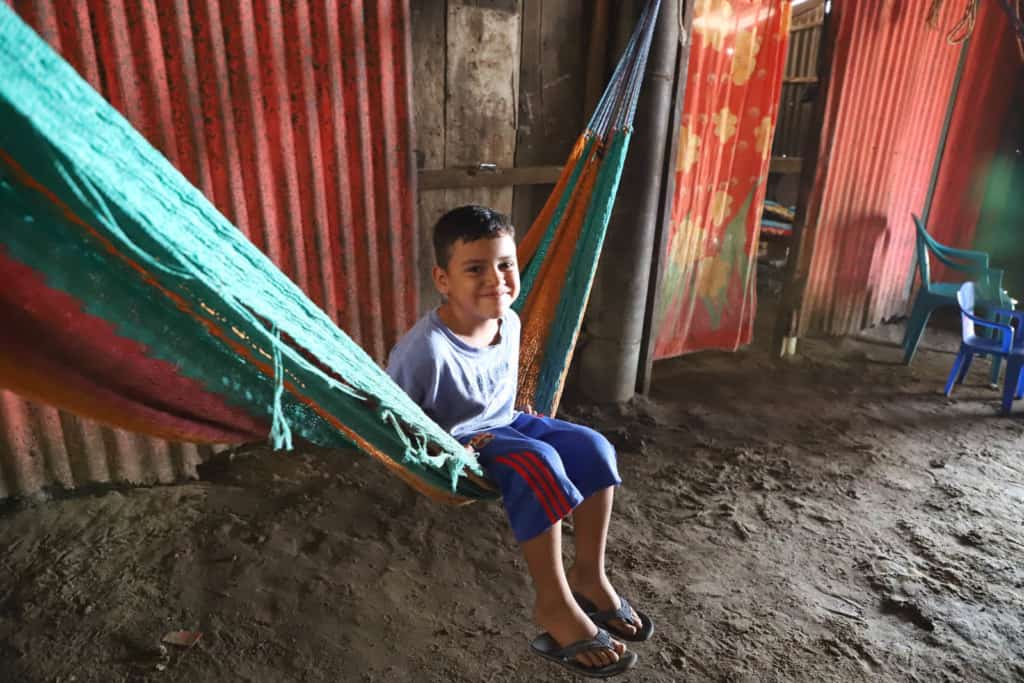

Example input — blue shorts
[461,413,621,543]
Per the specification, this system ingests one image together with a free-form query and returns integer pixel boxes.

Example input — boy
[387,205,653,678]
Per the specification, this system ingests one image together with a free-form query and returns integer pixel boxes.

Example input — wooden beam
[418,165,562,190]
[770,157,803,174]
[790,21,824,33]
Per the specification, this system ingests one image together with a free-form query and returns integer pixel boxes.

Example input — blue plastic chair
[904,215,1012,378]
[944,282,1017,398]
[998,311,1024,415]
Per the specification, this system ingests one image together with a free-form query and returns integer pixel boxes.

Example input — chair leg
[990,355,1003,386]
[945,350,968,396]
[989,312,1004,386]
[957,351,974,385]
[1002,357,1023,415]
[902,297,934,365]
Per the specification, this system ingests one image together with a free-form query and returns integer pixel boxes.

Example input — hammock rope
[0,0,661,504]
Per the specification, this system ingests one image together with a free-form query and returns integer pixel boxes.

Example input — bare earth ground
[2,320,1023,682]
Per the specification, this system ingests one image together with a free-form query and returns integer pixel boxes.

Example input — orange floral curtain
[653,0,790,359]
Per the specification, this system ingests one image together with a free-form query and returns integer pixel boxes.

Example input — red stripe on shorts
[494,455,558,524]
[515,451,571,517]
[510,451,570,518]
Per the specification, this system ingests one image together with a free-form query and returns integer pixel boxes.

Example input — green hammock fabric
[0,2,659,503]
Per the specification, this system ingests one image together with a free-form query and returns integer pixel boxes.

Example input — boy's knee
[584,428,616,465]
[574,430,620,497]
[596,431,622,483]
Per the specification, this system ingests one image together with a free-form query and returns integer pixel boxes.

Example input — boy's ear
[432,264,449,295]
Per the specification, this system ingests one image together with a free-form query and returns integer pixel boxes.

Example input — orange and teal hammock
[0,2,658,504]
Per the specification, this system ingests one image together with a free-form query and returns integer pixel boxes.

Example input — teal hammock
[0,1,659,504]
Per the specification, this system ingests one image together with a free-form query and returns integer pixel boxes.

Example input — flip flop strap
[555,628,615,661]
[591,597,635,625]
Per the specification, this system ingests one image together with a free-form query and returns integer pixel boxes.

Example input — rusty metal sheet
[927,2,1020,262]
[2,0,418,499]
[795,0,967,335]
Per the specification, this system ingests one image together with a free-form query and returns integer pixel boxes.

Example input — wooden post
[637,0,693,395]
[772,0,841,357]
[577,0,680,404]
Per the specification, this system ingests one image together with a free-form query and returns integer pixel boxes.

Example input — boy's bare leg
[522,521,627,668]
[567,486,642,636]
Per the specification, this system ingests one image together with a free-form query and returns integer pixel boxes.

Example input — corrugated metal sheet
[0,392,209,500]
[927,2,1019,266]
[795,0,965,335]
[1,0,418,499]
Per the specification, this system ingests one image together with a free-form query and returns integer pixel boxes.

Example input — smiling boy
[386,205,652,678]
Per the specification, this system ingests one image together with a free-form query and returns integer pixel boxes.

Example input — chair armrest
[931,241,990,268]
[931,246,994,275]
[966,313,1015,353]
[992,308,1024,348]
[992,307,1023,323]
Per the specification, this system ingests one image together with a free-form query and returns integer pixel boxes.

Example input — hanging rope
[926,0,978,44]
[946,0,978,43]
[927,0,944,28]
[1017,0,1024,60]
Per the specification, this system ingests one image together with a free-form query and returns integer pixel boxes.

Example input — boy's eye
[466,266,482,274]
[499,261,515,270]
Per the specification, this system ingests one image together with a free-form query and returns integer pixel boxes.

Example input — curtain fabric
[654,0,790,359]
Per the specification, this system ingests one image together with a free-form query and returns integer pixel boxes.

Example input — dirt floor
[2,314,1024,682]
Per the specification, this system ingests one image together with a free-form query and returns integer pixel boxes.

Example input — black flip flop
[530,627,638,679]
[573,593,655,642]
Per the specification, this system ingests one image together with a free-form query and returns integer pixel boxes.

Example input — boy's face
[434,234,520,323]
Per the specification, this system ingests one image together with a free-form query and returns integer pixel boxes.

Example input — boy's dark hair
[433,205,515,268]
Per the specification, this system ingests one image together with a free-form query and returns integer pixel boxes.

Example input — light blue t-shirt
[386,308,520,438]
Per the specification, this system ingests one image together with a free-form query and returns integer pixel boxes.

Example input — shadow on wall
[829,213,890,331]
[876,1,908,29]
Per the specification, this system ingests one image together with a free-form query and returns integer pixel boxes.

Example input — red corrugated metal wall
[795,0,966,335]
[1,0,418,498]
[927,2,1019,268]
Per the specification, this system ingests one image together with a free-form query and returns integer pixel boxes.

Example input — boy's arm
[386,343,442,411]
[387,355,426,406]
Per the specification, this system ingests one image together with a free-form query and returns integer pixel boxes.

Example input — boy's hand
[523,404,546,417]
[466,432,495,451]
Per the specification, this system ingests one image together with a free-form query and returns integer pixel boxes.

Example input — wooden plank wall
[513,0,587,237]
[410,0,589,313]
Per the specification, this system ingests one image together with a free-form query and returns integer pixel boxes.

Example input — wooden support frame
[418,164,563,190]
[770,157,803,174]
